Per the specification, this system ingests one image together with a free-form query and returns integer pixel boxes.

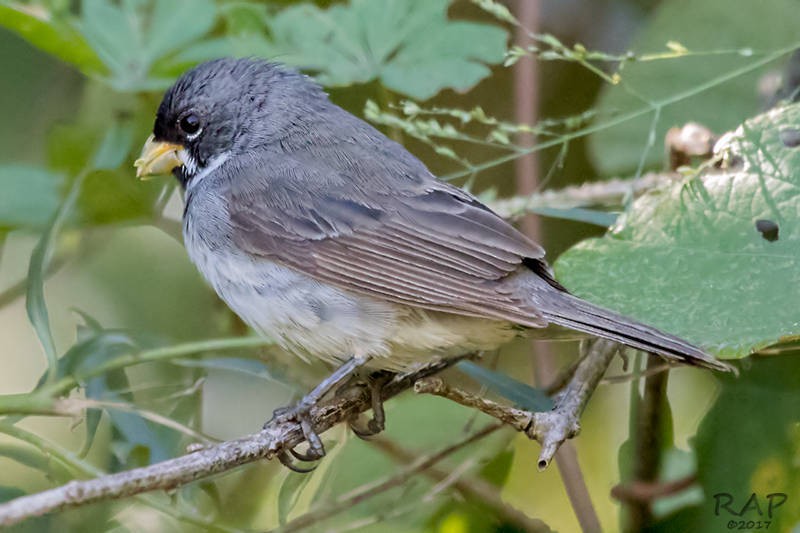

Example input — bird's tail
[534,282,731,372]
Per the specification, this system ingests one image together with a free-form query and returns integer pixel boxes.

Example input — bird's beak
[134,134,184,179]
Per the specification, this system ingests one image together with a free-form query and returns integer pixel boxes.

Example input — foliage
[556,103,800,358]
[588,0,800,175]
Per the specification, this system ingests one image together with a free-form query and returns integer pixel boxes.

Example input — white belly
[184,220,519,370]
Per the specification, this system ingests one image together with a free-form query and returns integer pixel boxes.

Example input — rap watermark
[712,492,788,530]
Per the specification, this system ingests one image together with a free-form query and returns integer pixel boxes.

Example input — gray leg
[349,372,392,438]
[267,356,371,463]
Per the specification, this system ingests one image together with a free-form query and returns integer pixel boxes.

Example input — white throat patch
[181,150,231,192]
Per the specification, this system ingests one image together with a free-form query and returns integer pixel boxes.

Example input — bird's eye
[178,114,201,136]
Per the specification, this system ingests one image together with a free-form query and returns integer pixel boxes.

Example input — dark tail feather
[537,286,732,372]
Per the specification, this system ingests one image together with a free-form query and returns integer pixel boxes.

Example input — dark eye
[178,114,201,136]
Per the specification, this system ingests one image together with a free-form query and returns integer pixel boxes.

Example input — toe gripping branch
[266,357,466,472]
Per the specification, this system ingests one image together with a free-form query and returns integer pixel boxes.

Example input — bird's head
[134,57,327,186]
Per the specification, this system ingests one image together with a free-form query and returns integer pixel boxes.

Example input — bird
[135,57,728,463]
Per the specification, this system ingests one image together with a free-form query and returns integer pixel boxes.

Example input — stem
[625,355,670,531]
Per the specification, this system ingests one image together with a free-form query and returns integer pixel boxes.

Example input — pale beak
[134,134,184,179]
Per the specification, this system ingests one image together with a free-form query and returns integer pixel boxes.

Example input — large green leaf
[555,104,800,358]
[588,0,800,175]
[263,0,508,99]
[77,0,217,91]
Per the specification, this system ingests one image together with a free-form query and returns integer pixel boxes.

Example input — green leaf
[457,361,553,411]
[0,166,63,230]
[77,0,218,91]
[264,0,508,99]
[91,117,135,170]
[145,0,216,64]
[588,0,800,175]
[0,4,104,76]
[27,175,85,383]
[649,355,800,531]
[277,471,314,526]
[556,104,800,358]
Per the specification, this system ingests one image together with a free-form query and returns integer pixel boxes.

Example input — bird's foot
[267,401,325,472]
[267,356,372,472]
[343,372,392,439]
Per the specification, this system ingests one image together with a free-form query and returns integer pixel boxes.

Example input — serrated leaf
[76,0,218,91]
[556,104,800,358]
[457,361,553,411]
[264,0,507,99]
[589,0,800,175]
[0,166,63,230]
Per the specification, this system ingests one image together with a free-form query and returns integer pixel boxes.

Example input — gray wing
[223,149,549,327]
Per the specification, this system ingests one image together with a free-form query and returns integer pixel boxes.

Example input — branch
[488,172,670,219]
[415,339,618,470]
[0,341,618,528]
[0,358,462,527]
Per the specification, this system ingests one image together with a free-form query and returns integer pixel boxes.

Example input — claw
[278,449,318,474]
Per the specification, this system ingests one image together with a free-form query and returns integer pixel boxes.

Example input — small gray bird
[135,58,727,457]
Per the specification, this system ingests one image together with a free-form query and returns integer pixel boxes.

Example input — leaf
[277,471,314,526]
[27,175,84,383]
[588,0,800,175]
[91,118,135,170]
[0,486,25,504]
[649,354,800,531]
[457,361,553,411]
[0,4,104,76]
[0,166,63,230]
[77,0,218,91]
[144,0,216,64]
[555,103,800,358]
[264,0,508,99]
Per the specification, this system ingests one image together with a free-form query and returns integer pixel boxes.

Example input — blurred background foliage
[1,0,799,531]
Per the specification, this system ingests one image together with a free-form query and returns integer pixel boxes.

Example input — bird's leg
[347,371,393,438]
[267,356,371,463]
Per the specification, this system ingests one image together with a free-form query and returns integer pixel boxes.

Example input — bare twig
[0,358,461,527]
[415,339,617,472]
[489,172,671,219]
[612,473,697,503]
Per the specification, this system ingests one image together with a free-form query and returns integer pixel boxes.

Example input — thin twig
[612,473,697,503]
[489,172,671,219]
[414,339,617,472]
